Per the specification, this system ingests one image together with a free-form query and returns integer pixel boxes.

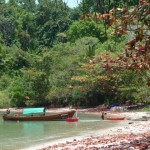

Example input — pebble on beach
[38,109,150,150]
[40,131,150,150]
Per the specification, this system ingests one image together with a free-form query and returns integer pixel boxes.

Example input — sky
[5,0,81,8]
[63,0,81,8]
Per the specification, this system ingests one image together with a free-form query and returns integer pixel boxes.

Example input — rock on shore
[41,132,150,150]
[39,120,150,150]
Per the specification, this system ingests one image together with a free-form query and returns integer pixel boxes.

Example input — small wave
[79,120,101,122]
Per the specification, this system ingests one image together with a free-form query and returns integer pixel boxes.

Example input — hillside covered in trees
[0,0,149,108]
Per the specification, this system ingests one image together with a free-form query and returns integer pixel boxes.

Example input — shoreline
[1,108,150,149]
[24,119,150,150]
[36,111,150,150]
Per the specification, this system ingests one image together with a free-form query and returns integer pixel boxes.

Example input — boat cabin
[23,108,45,116]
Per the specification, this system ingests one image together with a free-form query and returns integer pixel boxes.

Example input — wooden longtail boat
[3,108,76,121]
[106,117,125,120]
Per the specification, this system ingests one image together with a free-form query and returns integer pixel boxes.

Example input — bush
[0,91,11,108]
[133,87,150,104]
[9,85,26,107]
[67,18,105,42]
[0,75,11,90]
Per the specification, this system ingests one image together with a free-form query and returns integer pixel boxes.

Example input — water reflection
[79,119,101,122]
[22,122,44,136]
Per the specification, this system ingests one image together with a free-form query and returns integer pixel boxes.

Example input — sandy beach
[23,108,150,150]
[24,120,150,150]
[1,107,150,150]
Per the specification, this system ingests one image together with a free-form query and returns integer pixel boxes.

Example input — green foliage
[0,0,80,49]
[7,69,50,107]
[44,43,83,106]
[110,70,148,103]
[0,91,10,108]
[20,69,50,106]
[10,86,26,107]
[19,31,30,50]
[0,75,11,90]
[0,0,149,108]
[138,106,150,112]
[8,76,28,107]
[97,40,124,53]
[95,27,126,54]
[46,87,71,107]
[71,89,86,105]
[28,71,49,104]
[75,36,99,48]
[133,87,150,104]
[0,3,16,46]
[0,46,31,76]
[56,32,67,43]
[67,18,105,42]
[75,36,99,57]
[34,0,79,47]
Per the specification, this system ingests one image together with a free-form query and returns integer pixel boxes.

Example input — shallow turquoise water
[0,113,119,150]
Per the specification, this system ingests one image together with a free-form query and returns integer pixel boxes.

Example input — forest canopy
[0,0,149,108]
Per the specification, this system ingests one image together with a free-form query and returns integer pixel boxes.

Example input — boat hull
[3,110,76,121]
[66,117,79,122]
[106,117,125,120]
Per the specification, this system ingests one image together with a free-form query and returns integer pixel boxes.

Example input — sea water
[0,113,119,150]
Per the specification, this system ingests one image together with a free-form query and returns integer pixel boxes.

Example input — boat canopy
[23,108,45,115]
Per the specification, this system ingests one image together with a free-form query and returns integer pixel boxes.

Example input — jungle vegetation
[0,0,149,108]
